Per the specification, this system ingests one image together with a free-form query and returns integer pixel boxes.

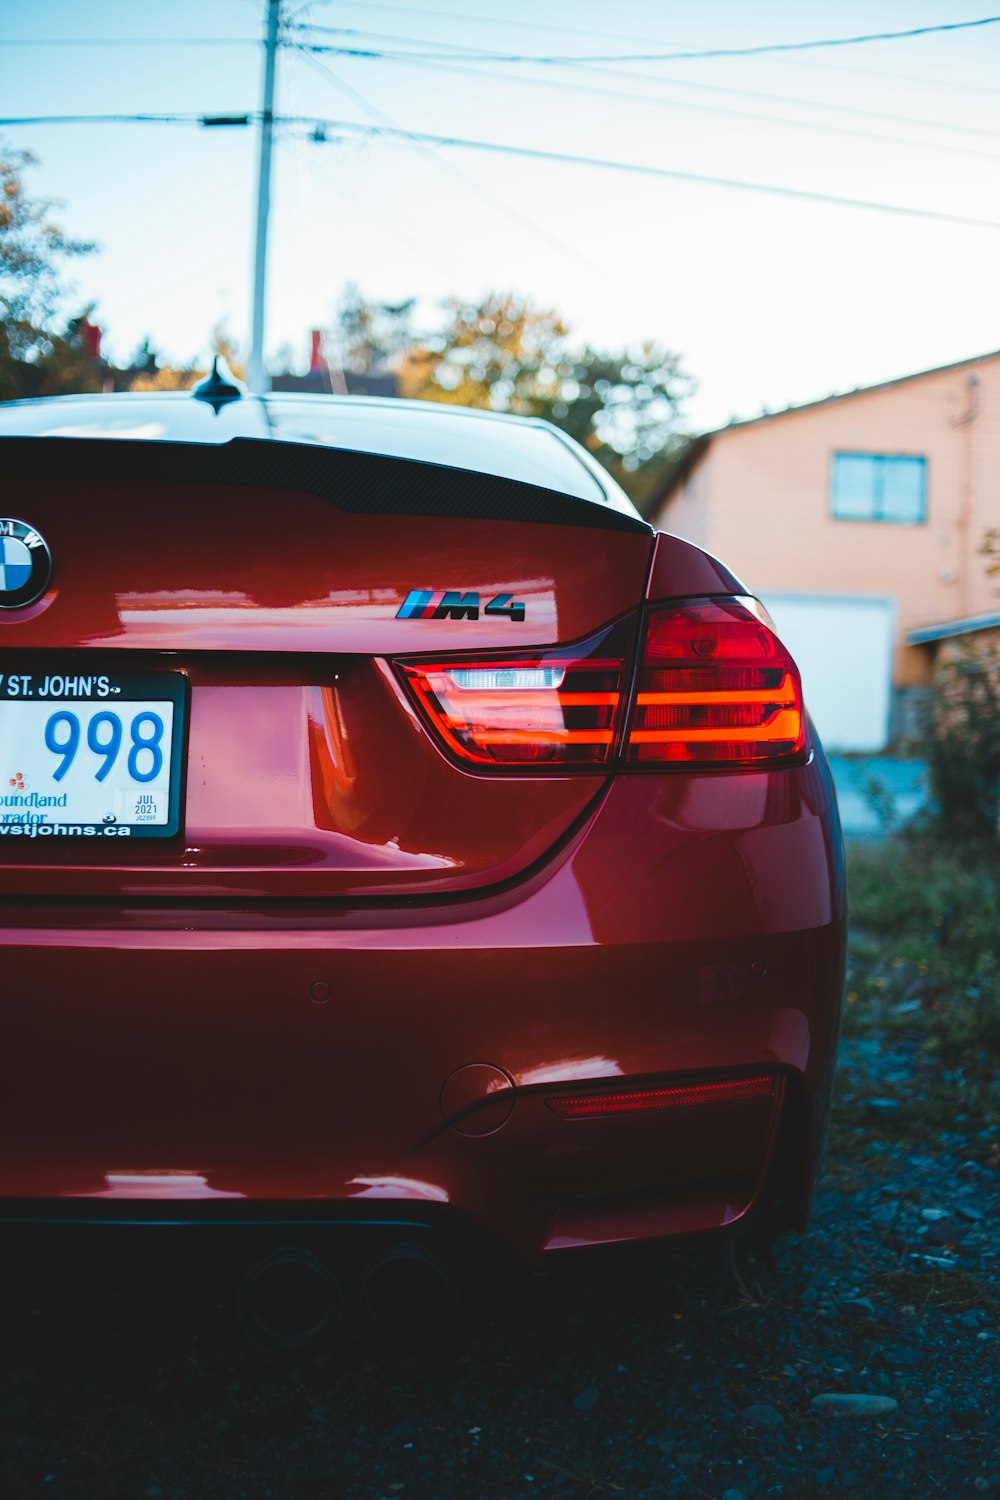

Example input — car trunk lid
[1,434,653,900]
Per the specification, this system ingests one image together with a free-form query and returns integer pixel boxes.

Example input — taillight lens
[393,598,804,772]
[394,619,634,769]
[624,597,805,767]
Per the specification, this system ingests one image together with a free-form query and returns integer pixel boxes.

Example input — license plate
[0,668,187,841]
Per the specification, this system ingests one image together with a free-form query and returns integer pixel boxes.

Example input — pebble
[872,1201,899,1224]
[925,1217,962,1246]
[922,1208,948,1221]
[811,1393,898,1417]
[742,1403,785,1426]
[866,1098,902,1115]
[573,1387,600,1412]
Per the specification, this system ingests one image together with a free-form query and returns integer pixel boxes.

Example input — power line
[295,14,1000,65]
[330,0,720,48]
[293,126,466,281]
[287,42,1000,163]
[297,38,1000,146]
[294,50,602,271]
[770,52,1000,97]
[328,0,1000,96]
[296,118,1000,231]
[306,8,1000,93]
[0,37,256,47]
[7,109,1000,232]
[332,0,1000,88]
[0,113,216,126]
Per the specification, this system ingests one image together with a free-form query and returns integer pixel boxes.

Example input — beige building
[651,350,1000,751]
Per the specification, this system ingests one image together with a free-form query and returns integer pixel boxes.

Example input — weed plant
[840,832,999,1165]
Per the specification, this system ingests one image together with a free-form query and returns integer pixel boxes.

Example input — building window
[830,453,926,523]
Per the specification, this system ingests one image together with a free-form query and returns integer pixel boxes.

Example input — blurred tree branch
[0,140,98,399]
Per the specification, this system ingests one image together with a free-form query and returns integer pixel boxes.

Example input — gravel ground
[2,846,998,1500]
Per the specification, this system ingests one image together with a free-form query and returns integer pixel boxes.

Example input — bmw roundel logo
[0,518,52,610]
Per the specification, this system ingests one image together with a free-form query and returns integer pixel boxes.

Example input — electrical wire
[0,113,213,126]
[294,50,602,271]
[328,0,730,48]
[8,109,1000,232]
[294,118,1000,231]
[287,42,1000,163]
[0,37,256,47]
[327,0,1000,85]
[296,36,1000,145]
[296,130,467,281]
[295,14,1000,65]
[309,3,1000,93]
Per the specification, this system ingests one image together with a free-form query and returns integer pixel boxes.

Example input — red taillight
[393,619,634,769]
[393,597,804,773]
[546,1074,775,1119]
[624,598,805,767]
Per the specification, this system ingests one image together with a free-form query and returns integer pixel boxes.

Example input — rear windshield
[264,398,613,506]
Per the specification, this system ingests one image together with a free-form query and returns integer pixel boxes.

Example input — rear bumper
[0,757,846,1259]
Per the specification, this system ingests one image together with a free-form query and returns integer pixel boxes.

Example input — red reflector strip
[546,1074,774,1119]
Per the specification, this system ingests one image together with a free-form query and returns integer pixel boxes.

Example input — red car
[0,376,845,1343]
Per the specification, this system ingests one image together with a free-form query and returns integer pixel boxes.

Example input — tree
[399,294,568,410]
[0,141,97,399]
[398,293,691,499]
[5,309,107,400]
[927,635,1000,841]
[328,284,417,377]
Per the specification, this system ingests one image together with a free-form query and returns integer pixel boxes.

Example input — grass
[845,834,1000,1061]
[833,833,1000,1167]
[875,1265,998,1316]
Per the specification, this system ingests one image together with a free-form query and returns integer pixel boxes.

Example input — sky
[3,0,1000,432]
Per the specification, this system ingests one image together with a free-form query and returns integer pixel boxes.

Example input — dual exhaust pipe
[239,1242,460,1352]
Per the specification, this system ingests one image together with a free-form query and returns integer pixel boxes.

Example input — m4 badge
[396,590,525,622]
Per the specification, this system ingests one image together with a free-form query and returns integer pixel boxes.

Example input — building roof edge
[652,347,1000,514]
[907,611,1000,646]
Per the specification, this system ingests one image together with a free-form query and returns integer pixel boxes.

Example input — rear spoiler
[1,436,652,536]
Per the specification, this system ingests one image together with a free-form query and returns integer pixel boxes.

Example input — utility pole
[248,0,280,394]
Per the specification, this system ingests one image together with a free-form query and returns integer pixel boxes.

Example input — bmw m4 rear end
[0,388,845,1280]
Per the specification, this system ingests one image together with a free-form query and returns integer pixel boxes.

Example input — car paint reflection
[78,1172,244,1199]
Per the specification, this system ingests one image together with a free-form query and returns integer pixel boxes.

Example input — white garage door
[759,593,895,753]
